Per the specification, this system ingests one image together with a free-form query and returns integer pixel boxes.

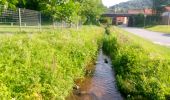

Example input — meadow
[146,25,170,34]
[103,26,170,99]
[0,26,104,99]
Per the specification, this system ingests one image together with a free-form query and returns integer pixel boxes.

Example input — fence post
[39,12,42,31]
[18,8,22,31]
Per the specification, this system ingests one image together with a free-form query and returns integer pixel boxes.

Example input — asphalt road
[122,27,170,47]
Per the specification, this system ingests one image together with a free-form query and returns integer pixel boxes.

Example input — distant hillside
[110,0,153,10]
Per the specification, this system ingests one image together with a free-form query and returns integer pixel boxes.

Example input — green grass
[146,25,170,34]
[103,26,170,99]
[0,26,104,99]
[0,25,71,33]
[116,27,170,58]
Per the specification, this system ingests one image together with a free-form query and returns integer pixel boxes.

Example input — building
[162,6,170,25]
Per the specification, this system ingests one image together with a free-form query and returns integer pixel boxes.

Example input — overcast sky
[102,0,130,7]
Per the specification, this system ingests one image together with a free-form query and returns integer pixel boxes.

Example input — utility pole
[144,14,147,28]
[141,2,147,28]
[168,12,170,26]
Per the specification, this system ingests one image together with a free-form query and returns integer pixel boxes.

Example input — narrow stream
[66,50,123,100]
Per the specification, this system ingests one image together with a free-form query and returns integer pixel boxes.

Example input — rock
[73,85,80,90]
[104,58,108,63]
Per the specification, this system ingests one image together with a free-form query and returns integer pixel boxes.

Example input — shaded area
[66,50,123,100]
[162,34,170,37]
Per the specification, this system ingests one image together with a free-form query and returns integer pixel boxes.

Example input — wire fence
[0,5,41,31]
[0,5,82,33]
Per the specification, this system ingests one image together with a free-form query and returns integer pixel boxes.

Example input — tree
[17,0,40,10]
[0,0,105,25]
[0,0,26,8]
[80,0,105,24]
[38,0,79,23]
[152,0,169,14]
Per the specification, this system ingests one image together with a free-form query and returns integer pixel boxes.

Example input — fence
[0,5,41,32]
[0,5,82,33]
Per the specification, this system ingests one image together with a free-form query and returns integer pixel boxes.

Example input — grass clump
[0,26,104,99]
[103,27,170,100]
[146,25,170,34]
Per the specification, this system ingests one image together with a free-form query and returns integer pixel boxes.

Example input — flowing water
[66,50,123,100]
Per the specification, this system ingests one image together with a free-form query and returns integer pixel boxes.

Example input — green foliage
[1,0,105,25]
[133,14,145,27]
[105,25,111,35]
[99,17,112,25]
[0,26,104,99]
[0,0,22,8]
[80,0,105,25]
[152,0,169,14]
[128,14,162,27]
[103,27,170,99]
[110,0,153,12]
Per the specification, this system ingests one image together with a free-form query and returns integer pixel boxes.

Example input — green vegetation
[0,26,103,99]
[146,25,170,34]
[0,0,105,25]
[110,0,152,11]
[153,0,170,14]
[128,14,162,27]
[103,27,170,99]
[110,0,169,14]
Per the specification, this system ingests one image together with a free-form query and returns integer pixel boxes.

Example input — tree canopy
[153,0,170,13]
[0,0,105,24]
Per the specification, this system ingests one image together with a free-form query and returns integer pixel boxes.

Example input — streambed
[67,50,123,100]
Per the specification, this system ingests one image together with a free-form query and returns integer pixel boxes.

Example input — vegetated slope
[110,0,153,10]
[0,26,104,99]
[103,27,170,99]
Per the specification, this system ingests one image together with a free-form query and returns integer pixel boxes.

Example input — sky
[102,0,130,7]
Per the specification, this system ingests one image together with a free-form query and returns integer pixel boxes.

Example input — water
[66,50,123,100]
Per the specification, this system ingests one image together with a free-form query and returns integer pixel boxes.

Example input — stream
[66,50,123,100]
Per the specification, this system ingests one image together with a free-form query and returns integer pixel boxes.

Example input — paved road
[122,27,170,47]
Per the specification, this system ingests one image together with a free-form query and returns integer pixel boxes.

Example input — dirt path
[122,27,170,47]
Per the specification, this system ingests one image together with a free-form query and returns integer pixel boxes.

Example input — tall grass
[103,27,170,99]
[0,26,104,99]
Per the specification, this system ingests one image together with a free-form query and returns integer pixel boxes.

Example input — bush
[103,27,170,99]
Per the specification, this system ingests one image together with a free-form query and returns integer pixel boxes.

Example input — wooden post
[39,12,42,31]
[18,8,22,31]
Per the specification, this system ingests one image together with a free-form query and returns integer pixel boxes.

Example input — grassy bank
[146,25,170,34]
[103,27,170,99]
[0,26,104,99]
